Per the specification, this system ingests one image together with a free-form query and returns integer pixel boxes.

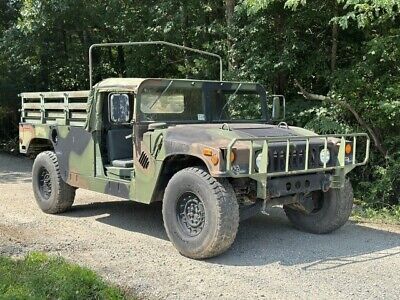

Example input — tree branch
[294,79,388,158]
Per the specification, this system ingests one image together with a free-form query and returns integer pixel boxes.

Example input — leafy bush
[353,200,400,224]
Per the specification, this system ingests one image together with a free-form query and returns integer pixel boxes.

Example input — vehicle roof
[95,78,147,92]
[95,77,262,93]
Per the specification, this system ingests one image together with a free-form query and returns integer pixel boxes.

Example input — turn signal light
[211,154,219,165]
[229,150,235,162]
[345,143,352,155]
[203,148,213,156]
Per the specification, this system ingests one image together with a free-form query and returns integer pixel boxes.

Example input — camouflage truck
[19,42,370,259]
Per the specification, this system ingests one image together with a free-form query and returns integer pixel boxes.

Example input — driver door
[103,92,135,180]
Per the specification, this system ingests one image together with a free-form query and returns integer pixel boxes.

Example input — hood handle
[221,123,231,131]
[278,122,289,129]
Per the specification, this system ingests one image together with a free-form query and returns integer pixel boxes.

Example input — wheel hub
[38,167,52,200]
[176,192,205,237]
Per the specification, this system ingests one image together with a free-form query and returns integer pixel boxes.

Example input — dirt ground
[0,152,399,300]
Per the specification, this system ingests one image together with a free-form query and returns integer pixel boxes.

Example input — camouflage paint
[20,77,370,205]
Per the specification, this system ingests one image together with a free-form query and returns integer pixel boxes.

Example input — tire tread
[284,179,353,234]
[163,167,239,259]
[33,151,75,214]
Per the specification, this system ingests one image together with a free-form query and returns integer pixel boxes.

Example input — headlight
[319,148,330,164]
[255,153,262,170]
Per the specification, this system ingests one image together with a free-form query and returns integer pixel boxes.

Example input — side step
[105,165,134,180]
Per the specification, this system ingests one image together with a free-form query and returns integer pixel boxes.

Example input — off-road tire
[32,151,76,214]
[162,167,239,259]
[283,179,353,234]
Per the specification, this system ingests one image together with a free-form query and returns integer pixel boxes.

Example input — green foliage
[331,29,400,205]
[0,252,129,299]
[238,0,399,207]
[335,0,400,28]
[352,200,400,224]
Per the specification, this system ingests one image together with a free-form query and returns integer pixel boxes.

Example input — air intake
[139,151,150,169]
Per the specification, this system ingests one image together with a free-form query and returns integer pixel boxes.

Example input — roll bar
[88,41,223,89]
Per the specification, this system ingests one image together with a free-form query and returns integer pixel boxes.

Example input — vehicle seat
[106,128,133,168]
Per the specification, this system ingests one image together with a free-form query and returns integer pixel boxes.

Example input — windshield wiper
[218,83,242,120]
[148,80,174,110]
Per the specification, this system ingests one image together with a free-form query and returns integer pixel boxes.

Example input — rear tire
[32,151,76,214]
[284,179,353,234]
[162,167,239,259]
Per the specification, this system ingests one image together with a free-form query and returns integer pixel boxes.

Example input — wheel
[284,179,353,234]
[32,151,76,214]
[162,167,239,259]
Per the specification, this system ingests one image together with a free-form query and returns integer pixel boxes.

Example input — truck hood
[164,123,317,150]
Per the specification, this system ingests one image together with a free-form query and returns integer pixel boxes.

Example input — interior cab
[100,92,135,180]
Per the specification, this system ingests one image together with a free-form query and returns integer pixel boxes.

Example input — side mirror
[109,93,131,123]
[271,95,286,121]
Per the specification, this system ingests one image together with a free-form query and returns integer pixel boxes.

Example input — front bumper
[268,173,331,198]
[224,133,370,199]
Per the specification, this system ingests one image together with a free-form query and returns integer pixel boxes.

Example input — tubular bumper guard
[225,133,370,199]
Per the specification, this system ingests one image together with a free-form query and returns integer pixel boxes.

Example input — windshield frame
[136,79,269,124]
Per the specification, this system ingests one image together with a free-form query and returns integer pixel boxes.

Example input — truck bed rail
[20,91,90,126]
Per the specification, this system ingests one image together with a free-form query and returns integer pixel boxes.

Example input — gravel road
[0,152,399,299]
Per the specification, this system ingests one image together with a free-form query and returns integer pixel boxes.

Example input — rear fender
[19,124,52,155]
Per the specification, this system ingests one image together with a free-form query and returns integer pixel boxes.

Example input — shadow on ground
[63,201,167,241]
[0,152,32,184]
[2,151,399,269]
[213,208,400,269]
[62,200,400,269]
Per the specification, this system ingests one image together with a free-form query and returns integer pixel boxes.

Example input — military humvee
[19,42,370,259]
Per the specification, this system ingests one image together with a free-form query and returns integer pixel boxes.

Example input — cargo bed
[20,91,90,126]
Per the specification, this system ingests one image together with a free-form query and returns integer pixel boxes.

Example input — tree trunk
[181,1,190,78]
[117,46,126,78]
[331,1,339,72]
[225,0,235,25]
[225,0,235,70]
[62,30,68,59]
[274,11,288,94]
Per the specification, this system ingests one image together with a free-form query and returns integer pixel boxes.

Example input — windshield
[140,82,204,122]
[139,80,267,123]
[210,87,263,122]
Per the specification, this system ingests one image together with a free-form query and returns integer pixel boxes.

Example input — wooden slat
[43,120,58,125]
[23,103,41,109]
[68,103,87,110]
[25,111,41,117]
[44,103,66,110]
[70,112,87,119]
[46,112,65,118]
[23,118,41,123]
[69,121,86,126]
[20,90,90,99]
[24,102,86,110]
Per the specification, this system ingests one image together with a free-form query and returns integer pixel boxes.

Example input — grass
[351,202,400,225]
[0,252,131,300]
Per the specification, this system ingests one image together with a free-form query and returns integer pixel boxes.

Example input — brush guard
[225,133,370,199]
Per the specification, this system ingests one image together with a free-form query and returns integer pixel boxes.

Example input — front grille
[267,143,336,173]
